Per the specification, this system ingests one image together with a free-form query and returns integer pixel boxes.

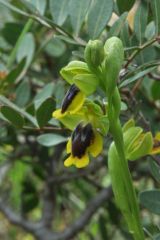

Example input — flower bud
[84,40,104,70]
[60,61,90,84]
[104,37,124,96]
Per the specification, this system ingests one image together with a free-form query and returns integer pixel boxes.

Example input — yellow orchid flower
[150,132,160,155]
[64,122,103,168]
[52,84,85,119]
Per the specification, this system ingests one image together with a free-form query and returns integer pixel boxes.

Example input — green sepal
[73,73,99,95]
[122,119,135,133]
[123,127,143,159]
[60,61,90,84]
[84,99,109,135]
[103,37,124,96]
[59,113,85,130]
[127,132,153,161]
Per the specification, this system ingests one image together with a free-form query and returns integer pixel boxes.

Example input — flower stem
[108,90,145,240]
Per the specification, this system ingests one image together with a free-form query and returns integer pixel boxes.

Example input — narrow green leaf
[151,81,160,100]
[151,0,160,35]
[7,18,33,69]
[49,0,69,25]
[0,95,38,126]
[87,0,113,39]
[69,0,91,35]
[34,83,55,108]
[108,12,128,38]
[139,190,160,215]
[1,106,24,128]
[15,80,31,107]
[149,159,160,182]
[120,66,156,88]
[145,21,156,40]
[16,32,35,67]
[120,22,131,48]
[36,97,56,128]
[134,1,148,44]
[26,0,46,15]
[37,133,67,147]
[6,58,26,84]
[45,38,66,57]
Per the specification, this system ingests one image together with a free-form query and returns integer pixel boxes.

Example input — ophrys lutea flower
[53,84,85,119]
[64,122,103,168]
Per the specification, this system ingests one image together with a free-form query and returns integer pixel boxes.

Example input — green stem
[108,90,145,240]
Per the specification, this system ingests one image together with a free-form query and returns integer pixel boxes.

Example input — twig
[148,72,160,81]
[57,186,112,240]
[0,199,42,234]
[22,126,70,134]
[41,144,65,228]
[124,37,159,69]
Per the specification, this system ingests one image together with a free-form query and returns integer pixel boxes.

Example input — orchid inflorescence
[53,38,160,169]
[52,37,160,240]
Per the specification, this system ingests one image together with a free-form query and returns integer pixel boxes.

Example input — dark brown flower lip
[71,123,94,158]
[61,84,80,113]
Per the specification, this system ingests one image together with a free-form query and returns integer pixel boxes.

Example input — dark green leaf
[87,0,113,39]
[37,133,67,147]
[15,80,31,107]
[108,12,128,38]
[69,0,91,35]
[149,159,160,182]
[134,1,148,44]
[34,83,55,108]
[36,97,56,128]
[49,0,69,25]
[120,66,156,88]
[27,0,46,15]
[139,190,160,215]
[117,0,135,14]
[120,22,131,48]
[145,21,156,40]
[2,22,24,45]
[6,58,26,84]
[16,33,35,67]
[151,0,160,35]
[45,38,66,57]
[0,95,38,126]
[1,106,24,128]
[151,81,160,100]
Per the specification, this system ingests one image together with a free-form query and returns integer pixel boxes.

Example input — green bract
[60,60,90,84]
[73,73,98,95]
[123,123,153,161]
[84,40,104,70]
[60,60,99,95]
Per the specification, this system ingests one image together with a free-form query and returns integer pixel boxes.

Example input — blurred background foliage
[0,0,160,239]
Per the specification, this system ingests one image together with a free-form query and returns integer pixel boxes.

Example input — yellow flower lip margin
[122,119,160,160]
[150,132,160,155]
[64,125,103,168]
[52,88,85,119]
